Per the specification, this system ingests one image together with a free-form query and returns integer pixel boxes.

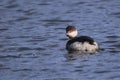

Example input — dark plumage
[66,36,95,50]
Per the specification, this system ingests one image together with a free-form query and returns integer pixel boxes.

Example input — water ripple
[12,69,33,72]
[40,19,73,22]
[110,12,120,18]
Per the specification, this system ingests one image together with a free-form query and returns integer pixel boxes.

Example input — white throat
[66,30,78,39]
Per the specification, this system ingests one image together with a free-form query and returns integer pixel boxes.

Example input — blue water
[0,0,120,80]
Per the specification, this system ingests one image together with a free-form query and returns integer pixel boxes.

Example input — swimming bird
[66,25,99,52]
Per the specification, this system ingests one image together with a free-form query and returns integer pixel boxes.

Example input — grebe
[66,26,99,52]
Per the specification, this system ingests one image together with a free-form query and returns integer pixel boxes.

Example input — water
[0,0,120,80]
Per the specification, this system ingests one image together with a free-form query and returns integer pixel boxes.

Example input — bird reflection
[65,51,97,60]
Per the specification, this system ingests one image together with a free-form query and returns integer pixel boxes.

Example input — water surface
[0,0,120,80]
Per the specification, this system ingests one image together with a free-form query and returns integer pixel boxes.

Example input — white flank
[70,41,99,52]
